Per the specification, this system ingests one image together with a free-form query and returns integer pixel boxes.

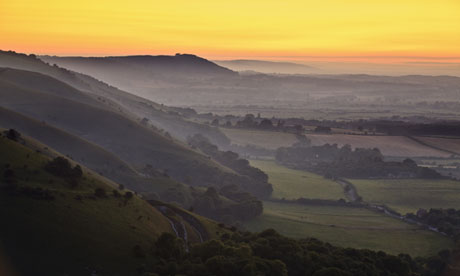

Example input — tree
[211,118,219,126]
[314,126,331,133]
[124,191,133,200]
[44,157,83,186]
[6,129,21,141]
[94,188,107,198]
[154,233,185,260]
[259,119,273,129]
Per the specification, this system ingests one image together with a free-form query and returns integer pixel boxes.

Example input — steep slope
[0,106,185,195]
[0,67,271,197]
[0,131,215,275]
[0,50,230,146]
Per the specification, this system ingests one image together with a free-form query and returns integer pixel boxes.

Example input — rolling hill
[0,67,272,197]
[0,50,231,147]
[0,130,221,275]
[0,57,273,227]
[39,52,460,118]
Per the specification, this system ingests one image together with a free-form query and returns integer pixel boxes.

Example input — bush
[124,191,134,200]
[6,129,21,141]
[94,188,107,198]
[44,157,83,186]
[112,189,121,197]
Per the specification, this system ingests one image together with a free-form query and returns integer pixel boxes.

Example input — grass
[244,201,454,257]
[221,127,298,149]
[250,160,344,200]
[0,134,218,275]
[348,178,460,215]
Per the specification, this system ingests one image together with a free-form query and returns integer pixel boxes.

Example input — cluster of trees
[5,129,21,141]
[227,143,274,158]
[213,114,305,135]
[407,208,460,241]
[191,186,263,224]
[276,144,442,179]
[276,144,384,165]
[223,116,460,137]
[139,228,449,276]
[3,184,55,201]
[45,157,83,187]
[187,134,273,198]
[146,184,263,225]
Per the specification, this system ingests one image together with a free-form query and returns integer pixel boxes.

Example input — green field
[244,201,453,257]
[221,127,298,149]
[349,179,460,215]
[250,160,344,200]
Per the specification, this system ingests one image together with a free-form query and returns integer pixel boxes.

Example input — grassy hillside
[0,132,174,275]
[249,160,344,200]
[0,109,198,203]
[349,178,460,215]
[0,130,227,275]
[244,201,453,257]
[0,50,230,147]
[0,68,273,199]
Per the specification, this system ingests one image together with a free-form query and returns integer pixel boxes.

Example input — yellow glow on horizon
[1,0,459,62]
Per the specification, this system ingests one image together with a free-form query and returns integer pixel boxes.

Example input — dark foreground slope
[0,131,221,275]
[0,130,452,276]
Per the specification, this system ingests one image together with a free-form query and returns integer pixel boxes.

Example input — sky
[1,0,460,65]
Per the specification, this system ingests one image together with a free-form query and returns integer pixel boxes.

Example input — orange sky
[1,0,460,63]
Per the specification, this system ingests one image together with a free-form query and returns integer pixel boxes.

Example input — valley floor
[244,201,453,257]
[246,159,456,257]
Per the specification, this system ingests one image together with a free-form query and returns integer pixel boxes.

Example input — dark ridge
[40,53,237,76]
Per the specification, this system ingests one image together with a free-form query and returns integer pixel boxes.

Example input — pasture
[250,160,344,200]
[244,201,453,257]
[349,178,460,215]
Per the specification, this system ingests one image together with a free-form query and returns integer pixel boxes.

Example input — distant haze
[215,59,460,77]
[214,60,316,75]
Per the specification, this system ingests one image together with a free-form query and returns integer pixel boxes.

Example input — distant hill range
[0,50,272,224]
[214,59,316,74]
[38,51,460,112]
[41,53,236,81]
